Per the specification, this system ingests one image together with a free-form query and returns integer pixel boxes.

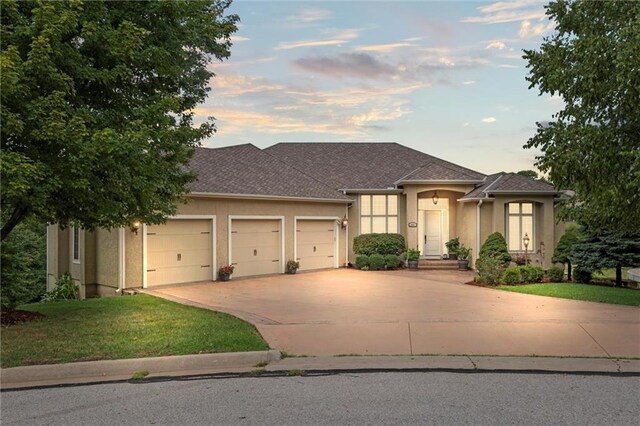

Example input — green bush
[384,254,401,269]
[406,249,420,262]
[355,255,370,269]
[503,267,523,284]
[478,232,512,265]
[41,273,79,302]
[368,254,385,271]
[547,265,565,282]
[519,265,544,283]
[573,269,592,284]
[353,233,406,256]
[445,237,460,255]
[476,256,506,286]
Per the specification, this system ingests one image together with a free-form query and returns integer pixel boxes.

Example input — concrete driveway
[146,269,640,358]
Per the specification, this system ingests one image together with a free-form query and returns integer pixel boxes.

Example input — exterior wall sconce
[523,232,530,265]
[340,216,348,229]
[131,221,141,235]
[432,191,439,205]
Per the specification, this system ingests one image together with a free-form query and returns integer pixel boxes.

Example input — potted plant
[445,237,460,260]
[286,260,300,274]
[218,265,234,281]
[457,245,471,270]
[406,248,420,270]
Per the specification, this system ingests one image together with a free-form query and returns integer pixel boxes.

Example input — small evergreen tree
[570,233,640,287]
[552,224,584,281]
[479,232,512,265]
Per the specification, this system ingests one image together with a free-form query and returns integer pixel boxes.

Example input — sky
[197,0,562,175]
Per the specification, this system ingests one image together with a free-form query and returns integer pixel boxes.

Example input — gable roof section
[265,142,485,190]
[188,144,351,202]
[460,172,558,201]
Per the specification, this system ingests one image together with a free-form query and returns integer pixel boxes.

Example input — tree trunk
[1,205,30,241]
[616,263,622,287]
[567,261,572,281]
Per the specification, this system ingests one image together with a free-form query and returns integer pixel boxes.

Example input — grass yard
[499,283,640,306]
[592,267,630,281]
[1,294,268,368]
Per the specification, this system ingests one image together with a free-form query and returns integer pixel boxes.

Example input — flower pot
[457,260,469,271]
[408,260,419,270]
[448,253,458,260]
[286,269,298,274]
[218,273,231,281]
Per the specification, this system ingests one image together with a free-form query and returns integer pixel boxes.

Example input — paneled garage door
[231,219,281,278]
[296,219,336,271]
[146,219,213,286]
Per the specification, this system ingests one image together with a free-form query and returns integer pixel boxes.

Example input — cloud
[285,9,332,25]
[293,52,397,79]
[357,42,418,52]
[462,0,546,24]
[518,20,554,38]
[482,117,497,123]
[275,29,359,50]
[463,80,476,85]
[231,35,250,43]
[496,64,518,68]
[485,40,506,50]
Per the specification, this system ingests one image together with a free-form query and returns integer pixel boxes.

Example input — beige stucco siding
[95,228,119,289]
[46,225,70,291]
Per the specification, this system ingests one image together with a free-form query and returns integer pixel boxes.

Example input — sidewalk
[2,352,638,390]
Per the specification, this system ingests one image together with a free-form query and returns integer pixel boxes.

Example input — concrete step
[418,259,460,270]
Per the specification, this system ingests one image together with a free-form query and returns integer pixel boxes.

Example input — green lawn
[1,294,268,368]
[592,267,630,281]
[499,283,640,306]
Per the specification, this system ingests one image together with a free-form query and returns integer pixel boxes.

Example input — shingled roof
[460,172,558,201]
[264,142,485,190]
[188,144,351,201]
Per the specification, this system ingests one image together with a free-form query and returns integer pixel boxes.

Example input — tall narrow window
[506,202,533,251]
[72,227,80,263]
[360,194,398,234]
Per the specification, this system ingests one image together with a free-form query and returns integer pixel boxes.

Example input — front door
[423,210,442,257]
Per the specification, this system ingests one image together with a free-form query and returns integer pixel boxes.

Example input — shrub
[41,273,79,302]
[479,232,512,266]
[286,260,299,271]
[503,267,523,284]
[384,254,401,269]
[520,265,544,283]
[353,233,406,256]
[573,269,592,284]
[547,265,564,282]
[406,249,420,262]
[355,255,370,269]
[457,245,472,261]
[445,237,460,255]
[368,254,385,271]
[476,256,505,286]
[513,254,527,266]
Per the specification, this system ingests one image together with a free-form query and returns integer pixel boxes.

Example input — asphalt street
[2,372,638,425]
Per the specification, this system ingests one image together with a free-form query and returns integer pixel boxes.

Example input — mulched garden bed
[1,309,45,326]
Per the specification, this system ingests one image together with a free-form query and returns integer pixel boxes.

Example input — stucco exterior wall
[95,228,119,289]
[457,202,477,265]
[46,225,70,291]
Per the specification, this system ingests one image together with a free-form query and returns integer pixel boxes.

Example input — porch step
[418,259,460,270]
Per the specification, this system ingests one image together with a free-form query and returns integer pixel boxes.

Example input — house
[46,142,564,298]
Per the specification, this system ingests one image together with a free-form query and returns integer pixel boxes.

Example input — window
[506,202,533,251]
[72,227,80,263]
[360,194,398,234]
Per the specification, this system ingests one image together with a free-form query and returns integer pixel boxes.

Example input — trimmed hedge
[503,267,522,284]
[547,265,564,282]
[355,255,370,269]
[353,233,406,256]
[369,254,385,271]
[573,269,592,284]
[384,254,401,269]
[475,256,505,285]
[520,265,544,283]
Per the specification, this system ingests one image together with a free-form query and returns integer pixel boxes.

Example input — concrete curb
[0,350,281,390]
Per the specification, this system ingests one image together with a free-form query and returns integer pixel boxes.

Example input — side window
[73,227,80,263]
[360,194,399,234]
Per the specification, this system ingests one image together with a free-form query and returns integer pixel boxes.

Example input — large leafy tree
[570,233,640,287]
[551,224,584,281]
[1,0,238,240]
[523,0,640,235]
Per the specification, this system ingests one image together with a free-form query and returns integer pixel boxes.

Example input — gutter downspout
[476,200,483,267]
[345,203,350,267]
[118,228,125,293]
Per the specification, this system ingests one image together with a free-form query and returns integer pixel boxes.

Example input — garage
[146,219,214,286]
[230,218,282,278]
[295,219,337,271]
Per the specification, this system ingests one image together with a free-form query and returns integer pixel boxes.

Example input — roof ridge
[196,143,256,152]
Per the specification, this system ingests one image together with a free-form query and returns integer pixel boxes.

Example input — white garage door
[296,220,336,271]
[231,219,281,278]
[146,219,213,286]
